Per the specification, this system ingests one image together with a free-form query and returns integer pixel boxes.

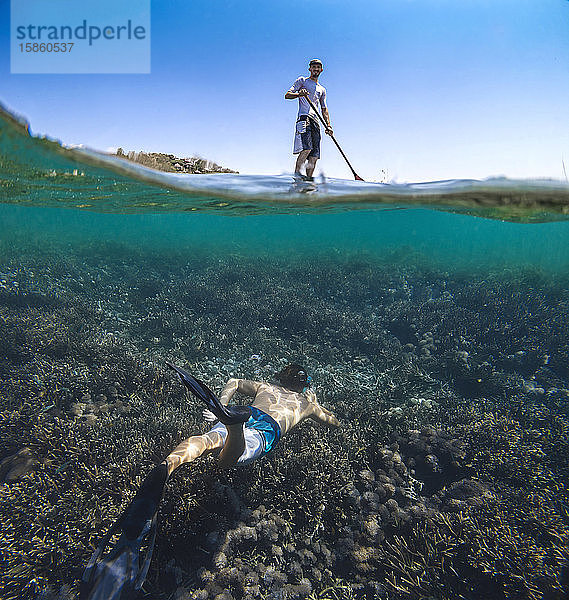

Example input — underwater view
[1,105,569,600]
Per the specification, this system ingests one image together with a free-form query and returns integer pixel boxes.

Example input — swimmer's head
[275,364,311,393]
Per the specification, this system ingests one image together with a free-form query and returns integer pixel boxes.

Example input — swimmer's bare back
[220,378,340,434]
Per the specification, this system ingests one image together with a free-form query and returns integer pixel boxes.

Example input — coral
[1,238,568,600]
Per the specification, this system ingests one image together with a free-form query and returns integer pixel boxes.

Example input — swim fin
[122,463,168,541]
[166,363,251,425]
[80,463,168,600]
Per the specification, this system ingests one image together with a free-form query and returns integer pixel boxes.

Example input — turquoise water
[1,103,569,600]
[2,203,569,273]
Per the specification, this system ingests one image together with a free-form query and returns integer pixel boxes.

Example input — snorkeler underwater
[80,362,339,599]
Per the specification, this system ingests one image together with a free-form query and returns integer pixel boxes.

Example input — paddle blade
[354,174,364,181]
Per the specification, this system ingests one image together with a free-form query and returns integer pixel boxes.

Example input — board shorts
[210,407,282,465]
[293,115,321,158]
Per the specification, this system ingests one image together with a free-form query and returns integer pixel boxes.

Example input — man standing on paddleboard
[285,59,333,181]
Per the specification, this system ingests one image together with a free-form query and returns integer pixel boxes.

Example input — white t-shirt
[289,76,327,119]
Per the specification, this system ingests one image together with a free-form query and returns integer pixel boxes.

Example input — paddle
[302,93,364,181]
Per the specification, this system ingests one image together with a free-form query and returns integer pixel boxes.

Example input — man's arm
[321,107,333,135]
[310,403,341,428]
[285,77,308,100]
[219,378,262,406]
[319,88,333,135]
[305,390,340,427]
[285,88,309,100]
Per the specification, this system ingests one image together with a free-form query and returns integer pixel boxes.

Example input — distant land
[114,148,238,174]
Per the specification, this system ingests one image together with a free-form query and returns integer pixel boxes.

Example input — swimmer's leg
[165,429,225,474]
[167,425,243,470]
[83,365,247,597]
[217,424,246,468]
[81,431,224,598]
[120,429,226,543]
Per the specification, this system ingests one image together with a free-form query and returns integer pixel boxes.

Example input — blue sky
[2,0,569,182]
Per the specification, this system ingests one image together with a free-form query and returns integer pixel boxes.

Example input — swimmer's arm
[310,404,340,427]
[307,392,340,427]
[310,406,340,427]
[219,378,262,406]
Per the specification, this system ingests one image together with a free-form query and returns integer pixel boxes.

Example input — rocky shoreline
[114,148,238,174]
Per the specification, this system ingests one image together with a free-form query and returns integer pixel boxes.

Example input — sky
[1,0,569,183]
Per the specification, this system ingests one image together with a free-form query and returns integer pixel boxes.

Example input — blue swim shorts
[211,407,281,465]
[293,115,321,158]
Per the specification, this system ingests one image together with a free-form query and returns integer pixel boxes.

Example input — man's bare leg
[82,369,250,597]
[119,430,224,531]
[306,156,318,179]
[117,428,229,541]
[217,423,246,468]
[295,149,311,176]
[166,424,246,472]
[165,429,225,475]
